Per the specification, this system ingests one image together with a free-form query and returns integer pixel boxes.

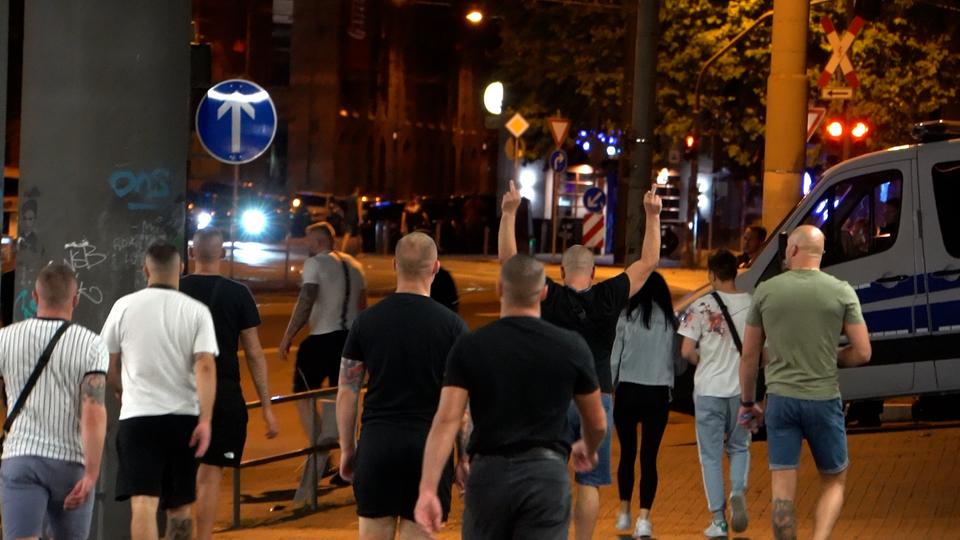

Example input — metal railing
[231,387,339,528]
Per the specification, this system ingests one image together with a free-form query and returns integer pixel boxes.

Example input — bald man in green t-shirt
[738,226,872,540]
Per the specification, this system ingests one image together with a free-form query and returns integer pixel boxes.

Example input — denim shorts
[566,393,613,486]
[765,394,849,474]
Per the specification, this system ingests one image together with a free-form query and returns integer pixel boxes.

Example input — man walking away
[103,241,219,540]
[279,222,366,448]
[337,232,468,539]
[0,264,108,540]
[679,249,753,537]
[182,228,280,539]
[498,180,662,540]
[740,226,871,540]
[415,254,607,539]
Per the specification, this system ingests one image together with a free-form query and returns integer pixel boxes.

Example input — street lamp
[483,81,503,115]
[466,9,483,24]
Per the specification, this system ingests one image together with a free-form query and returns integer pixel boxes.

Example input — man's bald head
[500,254,546,307]
[35,263,78,308]
[395,232,438,280]
[787,225,825,268]
[561,245,595,278]
[192,228,224,263]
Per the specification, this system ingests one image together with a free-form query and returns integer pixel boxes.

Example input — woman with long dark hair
[610,271,679,538]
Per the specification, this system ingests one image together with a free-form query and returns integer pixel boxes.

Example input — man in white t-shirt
[279,222,366,449]
[102,241,218,540]
[678,249,753,538]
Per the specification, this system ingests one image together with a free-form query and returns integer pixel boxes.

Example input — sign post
[817,16,866,161]
[196,79,278,277]
[546,115,571,255]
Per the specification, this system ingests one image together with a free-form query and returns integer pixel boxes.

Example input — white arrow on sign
[217,96,256,153]
[587,191,604,208]
[820,87,854,100]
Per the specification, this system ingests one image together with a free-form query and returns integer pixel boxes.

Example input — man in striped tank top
[0,263,108,539]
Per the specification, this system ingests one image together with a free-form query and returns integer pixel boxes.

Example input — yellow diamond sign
[505,113,529,138]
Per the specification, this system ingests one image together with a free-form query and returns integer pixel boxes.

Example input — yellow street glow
[466,10,483,24]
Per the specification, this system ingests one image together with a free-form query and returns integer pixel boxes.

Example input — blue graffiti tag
[108,168,172,210]
[14,289,37,319]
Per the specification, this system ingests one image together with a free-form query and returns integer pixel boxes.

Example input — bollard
[308,397,318,511]
[483,226,490,256]
[283,236,291,288]
[435,221,442,252]
[232,467,241,528]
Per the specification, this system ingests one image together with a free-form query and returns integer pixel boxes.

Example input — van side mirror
[778,231,789,272]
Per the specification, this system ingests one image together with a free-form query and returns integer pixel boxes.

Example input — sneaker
[633,518,653,538]
[729,492,748,532]
[704,519,728,538]
[615,512,632,531]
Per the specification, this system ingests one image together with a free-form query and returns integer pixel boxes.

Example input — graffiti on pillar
[64,240,107,305]
[107,168,172,210]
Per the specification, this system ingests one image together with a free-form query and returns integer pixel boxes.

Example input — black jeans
[613,383,670,509]
[463,450,571,540]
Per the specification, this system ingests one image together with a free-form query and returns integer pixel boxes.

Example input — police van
[681,120,960,405]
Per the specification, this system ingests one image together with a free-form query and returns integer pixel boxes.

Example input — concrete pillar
[19,1,190,537]
[761,0,810,232]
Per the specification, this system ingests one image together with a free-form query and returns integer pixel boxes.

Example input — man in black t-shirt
[181,228,279,540]
[498,180,663,540]
[336,232,468,539]
[415,254,607,539]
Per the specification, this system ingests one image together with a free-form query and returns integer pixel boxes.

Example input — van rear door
[793,157,921,399]
[915,140,960,392]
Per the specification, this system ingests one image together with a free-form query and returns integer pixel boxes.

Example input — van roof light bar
[912,120,960,143]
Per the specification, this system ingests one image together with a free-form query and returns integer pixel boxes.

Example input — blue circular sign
[583,187,606,213]
[550,150,568,173]
[196,79,277,164]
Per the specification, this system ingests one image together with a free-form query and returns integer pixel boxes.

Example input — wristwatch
[740,400,755,407]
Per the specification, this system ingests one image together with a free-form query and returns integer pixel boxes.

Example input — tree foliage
[489,0,960,174]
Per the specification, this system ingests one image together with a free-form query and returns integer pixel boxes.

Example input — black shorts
[201,381,249,468]
[353,423,454,521]
[294,331,347,392]
[116,415,199,509]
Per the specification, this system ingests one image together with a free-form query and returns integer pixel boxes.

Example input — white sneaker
[615,512,632,531]
[633,518,653,538]
[729,492,748,532]
[704,519,728,538]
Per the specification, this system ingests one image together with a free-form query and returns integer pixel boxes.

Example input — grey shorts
[0,455,94,540]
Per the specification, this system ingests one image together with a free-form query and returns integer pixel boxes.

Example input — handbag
[0,322,72,453]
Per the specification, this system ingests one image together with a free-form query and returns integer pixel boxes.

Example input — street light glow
[466,9,483,24]
[483,81,503,115]
[851,121,869,139]
[826,120,844,139]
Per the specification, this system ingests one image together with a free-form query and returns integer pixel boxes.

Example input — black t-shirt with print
[180,274,261,384]
[342,293,468,427]
[444,317,598,457]
[540,273,630,393]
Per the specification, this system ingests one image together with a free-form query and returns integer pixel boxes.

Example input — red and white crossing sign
[807,106,827,142]
[817,15,865,88]
[582,212,605,250]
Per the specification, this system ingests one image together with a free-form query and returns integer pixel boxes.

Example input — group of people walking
[0,177,870,540]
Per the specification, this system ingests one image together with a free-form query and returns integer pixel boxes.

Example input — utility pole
[623,0,658,264]
[761,0,810,233]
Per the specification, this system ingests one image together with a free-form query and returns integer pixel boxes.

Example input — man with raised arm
[498,180,662,540]
[0,264,108,540]
[336,232,468,539]
[181,227,280,539]
[416,254,607,539]
[103,241,218,540]
[739,225,871,540]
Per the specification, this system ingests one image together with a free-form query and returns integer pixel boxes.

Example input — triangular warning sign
[807,107,827,142]
[547,117,571,148]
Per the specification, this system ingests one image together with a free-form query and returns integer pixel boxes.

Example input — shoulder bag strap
[710,292,743,355]
[334,252,352,331]
[3,321,73,437]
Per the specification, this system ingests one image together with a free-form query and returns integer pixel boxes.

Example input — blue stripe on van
[927,275,960,294]
[855,278,915,305]
[915,305,929,330]
[862,307,913,333]
[932,300,960,330]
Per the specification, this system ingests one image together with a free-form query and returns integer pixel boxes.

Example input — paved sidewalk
[214,415,960,539]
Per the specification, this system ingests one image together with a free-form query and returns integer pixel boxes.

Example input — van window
[799,170,903,267]
[931,161,960,258]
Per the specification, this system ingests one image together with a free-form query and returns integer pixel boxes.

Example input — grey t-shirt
[611,303,677,388]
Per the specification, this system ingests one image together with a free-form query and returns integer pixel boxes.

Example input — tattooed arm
[278,283,319,360]
[64,373,107,510]
[336,357,366,481]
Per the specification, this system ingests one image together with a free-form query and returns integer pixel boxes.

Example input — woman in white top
[610,271,679,538]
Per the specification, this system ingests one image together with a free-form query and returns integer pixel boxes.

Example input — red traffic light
[825,120,844,140]
[851,121,870,140]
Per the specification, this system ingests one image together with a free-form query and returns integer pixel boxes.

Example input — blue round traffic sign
[583,187,606,213]
[550,150,568,173]
[196,79,277,164]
